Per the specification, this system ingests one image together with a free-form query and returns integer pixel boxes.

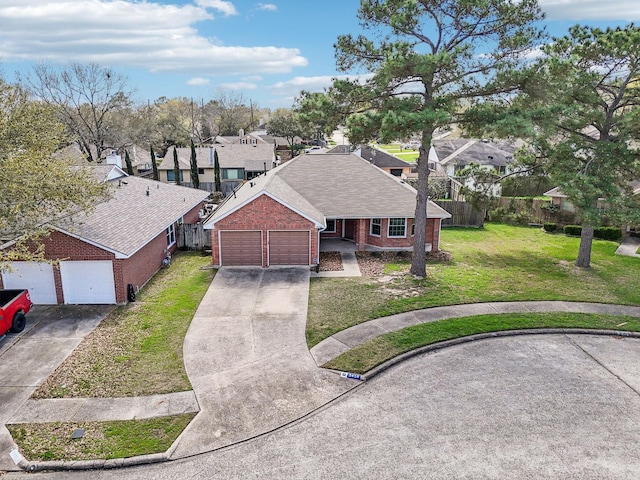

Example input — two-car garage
[1,260,116,305]
[218,230,310,267]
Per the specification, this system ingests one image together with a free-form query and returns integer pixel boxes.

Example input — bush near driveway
[307,223,639,347]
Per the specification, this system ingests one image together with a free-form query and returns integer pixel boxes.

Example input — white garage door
[60,260,116,304]
[1,262,57,304]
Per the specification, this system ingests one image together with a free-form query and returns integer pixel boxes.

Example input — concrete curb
[18,452,168,472]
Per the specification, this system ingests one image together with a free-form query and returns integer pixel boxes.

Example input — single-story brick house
[203,152,451,267]
[0,165,209,305]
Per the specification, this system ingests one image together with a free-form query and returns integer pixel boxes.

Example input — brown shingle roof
[54,176,209,258]
[206,153,450,226]
[158,144,275,172]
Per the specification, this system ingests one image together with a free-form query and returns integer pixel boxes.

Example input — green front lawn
[8,414,195,461]
[375,143,419,162]
[15,252,215,462]
[324,312,640,373]
[307,223,640,347]
[34,251,215,398]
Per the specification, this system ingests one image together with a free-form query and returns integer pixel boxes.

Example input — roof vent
[146,186,150,196]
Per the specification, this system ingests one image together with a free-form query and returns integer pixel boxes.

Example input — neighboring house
[213,131,270,145]
[103,147,155,177]
[355,145,414,178]
[54,144,156,177]
[158,144,277,195]
[432,138,519,197]
[0,165,209,305]
[544,187,578,213]
[203,152,451,268]
[543,185,635,213]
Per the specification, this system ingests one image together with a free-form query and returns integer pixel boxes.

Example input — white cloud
[196,0,238,16]
[269,74,371,91]
[216,81,258,90]
[269,75,338,90]
[256,3,277,11]
[0,1,306,75]
[187,77,211,86]
[539,0,640,21]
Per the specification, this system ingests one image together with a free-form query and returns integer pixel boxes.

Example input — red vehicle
[0,289,32,335]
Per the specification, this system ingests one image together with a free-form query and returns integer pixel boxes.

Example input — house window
[167,171,183,182]
[222,168,244,180]
[325,219,336,233]
[371,218,381,236]
[411,220,415,236]
[495,165,506,175]
[241,138,247,144]
[198,168,205,175]
[166,224,176,246]
[390,168,403,177]
[388,218,406,237]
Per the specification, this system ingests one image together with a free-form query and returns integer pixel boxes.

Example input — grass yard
[8,414,195,461]
[324,313,640,373]
[374,143,419,162]
[307,223,640,347]
[34,251,215,398]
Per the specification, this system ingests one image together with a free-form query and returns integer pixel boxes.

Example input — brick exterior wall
[118,230,172,303]
[1,202,203,304]
[211,193,318,267]
[320,217,443,252]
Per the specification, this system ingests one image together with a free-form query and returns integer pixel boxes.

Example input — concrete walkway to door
[169,266,357,459]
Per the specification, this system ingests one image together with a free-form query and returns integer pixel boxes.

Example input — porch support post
[356,219,367,251]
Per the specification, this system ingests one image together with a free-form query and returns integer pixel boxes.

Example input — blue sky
[1,0,638,109]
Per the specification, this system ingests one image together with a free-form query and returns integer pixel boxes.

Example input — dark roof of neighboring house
[357,146,412,169]
[53,175,209,258]
[433,139,518,167]
[205,153,451,228]
[158,144,275,172]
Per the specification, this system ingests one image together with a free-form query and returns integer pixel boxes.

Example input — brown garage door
[220,231,262,266]
[269,231,310,265]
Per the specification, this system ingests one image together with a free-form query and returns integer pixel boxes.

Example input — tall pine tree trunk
[410,132,432,278]
[576,225,594,268]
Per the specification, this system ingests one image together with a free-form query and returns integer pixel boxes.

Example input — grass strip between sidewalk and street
[7,414,195,462]
[323,312,640,374]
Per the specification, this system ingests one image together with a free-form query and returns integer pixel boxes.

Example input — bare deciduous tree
[25,62,134,162]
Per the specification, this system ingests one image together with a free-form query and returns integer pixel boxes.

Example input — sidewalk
[615,236,640,258]
[311,250,362,278]
[309,301,640,366]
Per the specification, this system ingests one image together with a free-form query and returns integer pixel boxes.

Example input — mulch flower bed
[319,250,452,276]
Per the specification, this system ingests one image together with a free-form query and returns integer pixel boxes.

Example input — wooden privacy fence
[434,200,485,227]
[178,223,211,250]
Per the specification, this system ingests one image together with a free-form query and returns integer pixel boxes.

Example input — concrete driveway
[170,266,356,458]
[0,305,112,471]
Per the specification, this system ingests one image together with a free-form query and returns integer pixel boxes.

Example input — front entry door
[344,220,355,240]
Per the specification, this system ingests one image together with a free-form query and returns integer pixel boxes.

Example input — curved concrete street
[12,333,640,479]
